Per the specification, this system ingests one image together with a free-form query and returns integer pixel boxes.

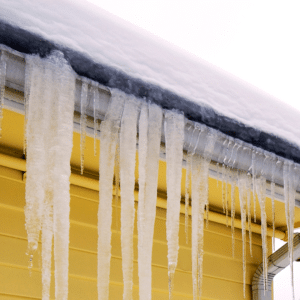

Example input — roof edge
[1,19,300,163]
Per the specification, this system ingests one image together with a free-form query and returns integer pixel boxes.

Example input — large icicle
[120,96,140,300]
[138,102,162,300]
[93,85,100,156]
[230,171,237,257]
[256,176,268,293]
[80,80,88,174]
[164,111,185,299]
[98,91,125,300]
[184,125,194,244]
[23,55,32,155]
[191,129,216,300]
[251,151,257,222]
[191,154,203,300]
[49,53,75,300]
[283,160,297,299]
[238,172,247,298]
[25,56,48,259]
[40,64,56,300]
[0,51,7,138]
[270,158,277,252]
[24,52,75,300]
[246,174,252,256]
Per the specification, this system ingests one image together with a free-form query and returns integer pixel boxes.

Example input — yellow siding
[0,162,265,300]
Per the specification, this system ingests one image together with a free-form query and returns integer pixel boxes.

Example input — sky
[86,0,300,114]
[86,0,300,298]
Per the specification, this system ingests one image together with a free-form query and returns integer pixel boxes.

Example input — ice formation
[256,176,268,291]
[93,85,100,156]
[120,97,140,300]
[19,54,300,300]
[97,91,125,300]
[238,172,248,298]
[164,111,185,299]
[137,102,163,300]
[24,52,75,299]
[80,80,88,174]
[283,161,297,299]
[191,129,217,300]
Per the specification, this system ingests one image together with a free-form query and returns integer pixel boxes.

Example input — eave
[0,28,300,234]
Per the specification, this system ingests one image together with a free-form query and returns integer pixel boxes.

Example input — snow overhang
[1,20,300,165]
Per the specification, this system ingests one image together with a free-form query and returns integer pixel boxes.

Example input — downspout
[252,233,300,300]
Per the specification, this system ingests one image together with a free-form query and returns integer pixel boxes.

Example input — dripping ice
[24,52,75,300]
[138,102,163,300]
[98,91,125,300]
[20,54,300,300]
[164,110,185,299]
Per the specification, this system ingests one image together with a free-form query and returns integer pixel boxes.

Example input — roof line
[1,20,300,163]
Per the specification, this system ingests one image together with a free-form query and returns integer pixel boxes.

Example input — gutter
[1,22,300,165]
[252,233,300,300]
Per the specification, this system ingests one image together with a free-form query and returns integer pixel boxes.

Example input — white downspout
[252,233,300,300]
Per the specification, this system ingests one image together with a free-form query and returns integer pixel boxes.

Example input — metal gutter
[252,233,300,299]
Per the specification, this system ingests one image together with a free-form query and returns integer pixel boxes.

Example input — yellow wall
[0,165,266,300]
[0,108,267,299]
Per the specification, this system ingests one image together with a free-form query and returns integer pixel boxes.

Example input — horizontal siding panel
[0,170,263,299]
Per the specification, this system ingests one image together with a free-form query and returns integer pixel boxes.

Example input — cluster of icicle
[94,90,300,300]
[23,52,76,300]
[20,51,300,300]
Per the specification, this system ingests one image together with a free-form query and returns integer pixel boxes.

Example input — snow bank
[1,0,300,149]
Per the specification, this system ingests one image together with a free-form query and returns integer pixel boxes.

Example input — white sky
[86,0,300,298]
[86,0,300,114]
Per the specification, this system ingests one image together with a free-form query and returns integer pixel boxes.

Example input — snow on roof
[1,0,300,151]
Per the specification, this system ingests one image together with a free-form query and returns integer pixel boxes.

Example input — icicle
[80,80,88,174]
[224,167,229,226]
[270,158,277,253]
[50,53,76,300]
[283,160,296,300]
[93,85,100,156]
[41,190,53,300]
[114,139,120,229]
[24,52,76,299]
[40,64,56,300]
[203,129,217,229]
[246,173,252,256]
[23,56,32,155]
[138,102,162,300]
[191,130,216,300]
[191,154,203,300]
[238,172,247,298]
[164,111,185,300]
[98,92,125,300]
[184,125,194,244]
[0,51,7,138]
[256,176,268,294]
[223,141,233,227]
[24,56,48,259]
[218,139,228,213]
[230,170,236,257]
[120,97,140,300]
[251,151,257,223]
[185,152,192,243]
